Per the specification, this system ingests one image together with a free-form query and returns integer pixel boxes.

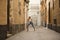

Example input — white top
[29,19,32,22]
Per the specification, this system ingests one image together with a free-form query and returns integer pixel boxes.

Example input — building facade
[0,0,7,40]
[40,0,46,27]
[40,0,60,33]
[24,0,29,30]
[0,0,29,40]
[8,0,25,35]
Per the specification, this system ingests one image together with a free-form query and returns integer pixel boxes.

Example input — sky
[29,0,40,5]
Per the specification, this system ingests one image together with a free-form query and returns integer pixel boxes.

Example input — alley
[6,27,60,40]
[0,0,60,40]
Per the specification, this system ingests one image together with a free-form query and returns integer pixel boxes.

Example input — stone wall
[0,0,7,40]
[40,0,60,33]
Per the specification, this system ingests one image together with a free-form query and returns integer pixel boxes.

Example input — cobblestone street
[6,27,60,40]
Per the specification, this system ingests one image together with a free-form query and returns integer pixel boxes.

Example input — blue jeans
[27,21,35,31]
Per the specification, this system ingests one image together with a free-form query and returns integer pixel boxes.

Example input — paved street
[6,27,60,40]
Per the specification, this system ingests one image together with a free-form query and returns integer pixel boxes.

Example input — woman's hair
[27,16,31,21]
[29,16,31,19]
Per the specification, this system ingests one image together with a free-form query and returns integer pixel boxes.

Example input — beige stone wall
[50,0,53,24]
[40,0,47,26]
[45,0,60,26]
[48,0,60,26]
[9,0,20,24]
[40,0,60,32]
[9,0,25,24]
[54,0,60,26]
[19,0,25,24]
[41,0,55,25]
[13,0,20,24]
[0,0,7,25]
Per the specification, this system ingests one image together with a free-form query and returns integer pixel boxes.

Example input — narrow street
[6,27,60,40]
[0,0,60,40]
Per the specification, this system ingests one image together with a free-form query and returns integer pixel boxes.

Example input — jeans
[27,21,35,31]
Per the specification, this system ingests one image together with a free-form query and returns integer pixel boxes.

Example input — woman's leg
[30,22,35,31]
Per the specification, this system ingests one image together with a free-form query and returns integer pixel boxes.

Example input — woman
[27,17,35,31]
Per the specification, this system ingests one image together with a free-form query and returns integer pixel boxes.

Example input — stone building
[0,0,7,40]
[24,0,29,30]
[40,0,46,27]
[40,0,60,33]
[0,0,28,40]
[8,0,25,35]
